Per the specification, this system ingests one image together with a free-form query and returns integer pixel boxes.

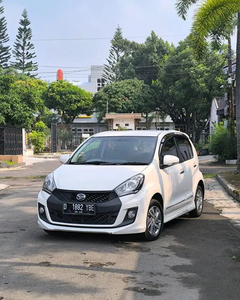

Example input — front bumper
[37,189,148,235]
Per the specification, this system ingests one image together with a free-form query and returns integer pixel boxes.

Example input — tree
[102,25,126,83]
[93,78,156,123]
[12,9,38,77]
[0,0,10,68]
[118,31,173,85]
[175,0,240,170]
[45,80,93,124]
[153,39,226,141]
[0,76,47,128]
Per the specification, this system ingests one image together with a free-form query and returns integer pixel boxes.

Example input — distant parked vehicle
[37,130,204,241]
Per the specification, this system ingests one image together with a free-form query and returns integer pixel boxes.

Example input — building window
[77,128,82,132]
[83,129,88,132]
[89,129,93,132]
[125,123,129,126]
[97,78,106,91]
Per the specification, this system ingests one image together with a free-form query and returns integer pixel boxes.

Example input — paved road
[0,173,240,299]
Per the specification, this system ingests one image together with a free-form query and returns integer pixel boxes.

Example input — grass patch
[219,171,240,191]
[25,175,46,180]
[203,173,216,179]
[0,175,46,180]
[2,160,18,166]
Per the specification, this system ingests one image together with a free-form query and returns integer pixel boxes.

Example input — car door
[158,135,186,217]
[175,134,196,205]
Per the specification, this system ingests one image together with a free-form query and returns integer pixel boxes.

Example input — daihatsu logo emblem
[76,193,86,201]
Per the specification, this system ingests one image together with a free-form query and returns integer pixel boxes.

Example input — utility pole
[228,37,234,128]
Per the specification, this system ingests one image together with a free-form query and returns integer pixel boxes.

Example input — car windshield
[68,136,157,165]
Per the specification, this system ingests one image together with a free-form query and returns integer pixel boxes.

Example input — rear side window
[175,136,193,161]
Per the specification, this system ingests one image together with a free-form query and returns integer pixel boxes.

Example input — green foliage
[93,79,156,118]
[153,39,226,140]
[0,0,11,68]
[34,121,46,132]
[45,80,93,124]
[119,31,172,85]
[103,25,125,83]
[0,76,47,128]
[210,123,237,161]
[28,131,45,153]
[12,9,38,77]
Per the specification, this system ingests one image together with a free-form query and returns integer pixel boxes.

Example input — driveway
[0,170,240,300]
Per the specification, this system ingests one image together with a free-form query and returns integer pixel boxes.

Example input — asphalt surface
[0,158,240,299]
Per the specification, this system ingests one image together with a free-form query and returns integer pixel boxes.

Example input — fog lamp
[128,209,137,219]
[39,206,45,214]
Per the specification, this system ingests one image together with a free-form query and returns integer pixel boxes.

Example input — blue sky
[4,0,202,82]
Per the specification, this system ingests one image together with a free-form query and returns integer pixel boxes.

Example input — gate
[0,126,23,155]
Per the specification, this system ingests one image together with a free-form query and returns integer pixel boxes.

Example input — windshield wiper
[69,160,113,165]
[117,162,148,165]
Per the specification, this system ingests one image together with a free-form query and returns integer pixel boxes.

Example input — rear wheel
[142,199,164,241]
[189,185,204,217]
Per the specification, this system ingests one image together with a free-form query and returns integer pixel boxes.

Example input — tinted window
[161,137,178,163]
[175,136,193,161]
[69,136,157,165]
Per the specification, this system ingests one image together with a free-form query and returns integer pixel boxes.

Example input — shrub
[28,131,46,153]
[34,121,46,132]
[209,123,237,161]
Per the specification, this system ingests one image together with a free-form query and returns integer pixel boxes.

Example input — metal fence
[0,126,23,155]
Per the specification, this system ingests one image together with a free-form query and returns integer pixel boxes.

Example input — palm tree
[176,0,240,171]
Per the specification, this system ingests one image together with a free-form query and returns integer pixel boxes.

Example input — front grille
[52,189,117,203]
[49,208,118,225]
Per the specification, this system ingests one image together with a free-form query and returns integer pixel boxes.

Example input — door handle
[180,170,185,174]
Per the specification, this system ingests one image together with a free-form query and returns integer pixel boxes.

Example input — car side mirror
[59,154,71,164]
[163,155,179,166]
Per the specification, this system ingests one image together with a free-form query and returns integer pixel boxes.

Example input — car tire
[189,185,204,217]
[142,199,164,241]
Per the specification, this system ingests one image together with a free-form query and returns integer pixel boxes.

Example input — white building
[71,65,105,93]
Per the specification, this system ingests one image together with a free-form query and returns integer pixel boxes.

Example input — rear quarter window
[175,136,193,161]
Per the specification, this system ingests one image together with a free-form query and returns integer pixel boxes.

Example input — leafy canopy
[45,80,93,124]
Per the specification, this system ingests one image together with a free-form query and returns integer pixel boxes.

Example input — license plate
[62,203,96,215]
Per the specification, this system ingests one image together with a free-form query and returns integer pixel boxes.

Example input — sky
[3,0,205,82]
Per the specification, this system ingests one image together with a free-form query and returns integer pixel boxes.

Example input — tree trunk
[236,13,240,171]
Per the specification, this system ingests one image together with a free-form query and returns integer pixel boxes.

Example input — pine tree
[0,0,11,68]
[12,9,38,77]
[102,25,125,84]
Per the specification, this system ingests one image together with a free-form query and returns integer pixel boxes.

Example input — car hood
[53,164,147,191]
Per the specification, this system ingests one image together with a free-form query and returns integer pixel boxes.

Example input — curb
[216,174,240,203]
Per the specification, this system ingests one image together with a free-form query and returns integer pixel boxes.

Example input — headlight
[115,174,144,197]
[43,172,56,194]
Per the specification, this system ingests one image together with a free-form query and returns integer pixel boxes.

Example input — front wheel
[142,199,164,241]
[189,185,204,217]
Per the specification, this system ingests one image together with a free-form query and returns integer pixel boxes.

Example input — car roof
[93,130,184,138]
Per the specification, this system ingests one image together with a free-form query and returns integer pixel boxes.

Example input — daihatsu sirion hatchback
[37,130,204,241]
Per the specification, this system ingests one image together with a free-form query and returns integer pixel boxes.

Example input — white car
[37,130,204,241]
